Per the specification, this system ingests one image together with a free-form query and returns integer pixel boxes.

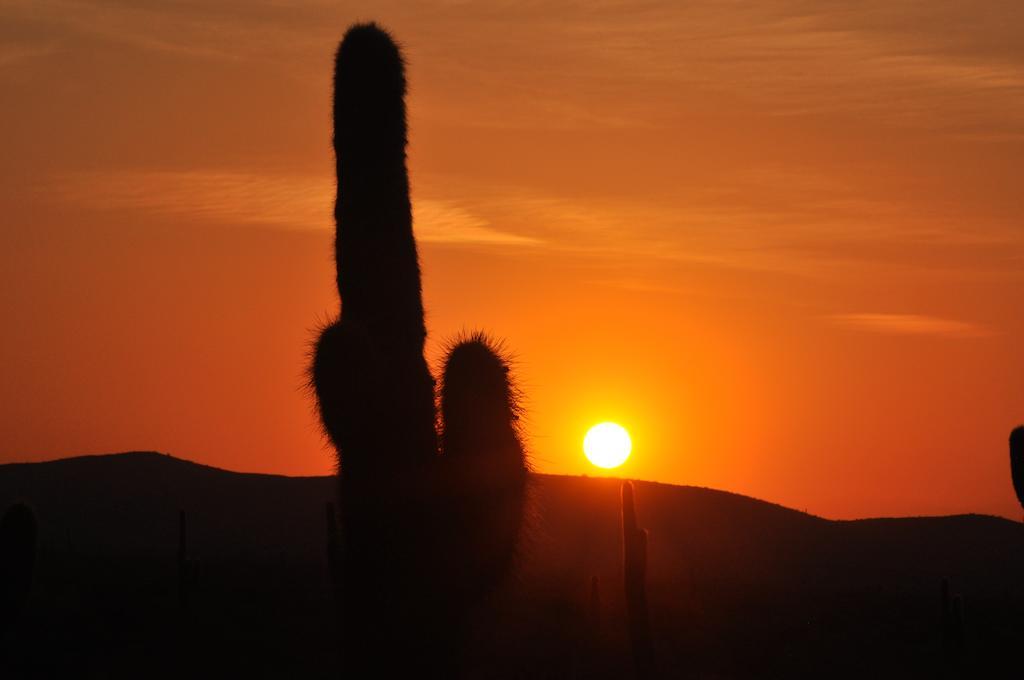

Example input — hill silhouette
[1,452,1023,678]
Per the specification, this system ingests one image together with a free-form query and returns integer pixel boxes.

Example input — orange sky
[1,1,1022,519]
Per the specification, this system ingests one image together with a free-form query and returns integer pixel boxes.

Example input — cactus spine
[310,23,527,675]
[622,481,654,679]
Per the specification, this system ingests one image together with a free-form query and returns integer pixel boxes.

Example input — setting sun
[583,422,632,469]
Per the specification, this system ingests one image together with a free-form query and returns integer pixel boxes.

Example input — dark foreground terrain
[1,452,1022,678]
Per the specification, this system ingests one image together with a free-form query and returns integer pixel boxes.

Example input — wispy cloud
[827,313,992,338]
[0,42,57,68]
[396,0,1024,136]
[53,170,540,247]
[1,0,309,63]
[413,200,540,246]
[414,167,1024,277]
[10,0,1024,279]
[12,0,1024,134]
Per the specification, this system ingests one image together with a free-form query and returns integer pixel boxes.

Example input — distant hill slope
[1,452,1023,678]
[0,452,335,562]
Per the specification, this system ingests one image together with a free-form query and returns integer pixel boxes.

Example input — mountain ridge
[2,451,1022,678]
[4,449,1007,525]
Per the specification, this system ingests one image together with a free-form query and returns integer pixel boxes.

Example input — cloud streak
[11,1,1024,134]
[10,1,1024,283]
[54,170,540,247]
[0,42,56,68]
[827,313,992,338]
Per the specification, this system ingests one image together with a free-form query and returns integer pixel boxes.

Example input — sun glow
[583,422,632,469]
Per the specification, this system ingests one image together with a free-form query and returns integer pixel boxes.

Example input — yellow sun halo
[583,422,632,469]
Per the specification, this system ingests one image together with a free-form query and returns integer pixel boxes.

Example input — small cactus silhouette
[310,23,528,674]
[438,333,527,598]
[939,578,966,666]
[939,578,951,651]
[177,509,200,609]
[951,594,965,649]
[587,574,601,633]
[1010,426,1024,514]
[324,502,340,588]
[622,481,654,679]
[0,503,36,637]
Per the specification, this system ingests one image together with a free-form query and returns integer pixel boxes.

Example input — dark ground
[1,452,1022,678]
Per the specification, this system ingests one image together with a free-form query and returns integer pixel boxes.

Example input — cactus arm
[438,333,528,597]
[311,319,387,476]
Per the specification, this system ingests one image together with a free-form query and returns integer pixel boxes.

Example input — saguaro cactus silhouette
[622,481,654,679]
[1010,426,1024,514]
[310,23,527,674]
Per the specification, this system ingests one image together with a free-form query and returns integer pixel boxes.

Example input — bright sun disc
[584,422,632,469]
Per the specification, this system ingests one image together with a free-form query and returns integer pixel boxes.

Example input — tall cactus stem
[622,481,654,679]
